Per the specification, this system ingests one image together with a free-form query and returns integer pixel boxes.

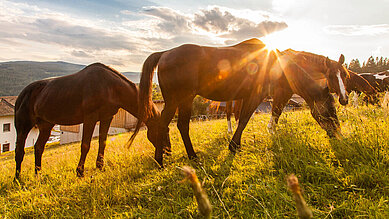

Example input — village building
[0,96,39,153]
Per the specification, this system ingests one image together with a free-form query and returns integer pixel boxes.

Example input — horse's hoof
[96,161,104,170]
[76,168,84,177]
[229,143,241,153]
[188,154,198,160]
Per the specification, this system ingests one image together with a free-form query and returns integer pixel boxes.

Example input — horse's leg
[226,101,233,133]
[76,119,97,177]
[156,101,177,167]
[177,96,197,159]
[34,121,54,174]
[308,93,341,138]
[268,89,293,134]
[14,123,33,180]
[229,95,266,152]
[96,117,113,170]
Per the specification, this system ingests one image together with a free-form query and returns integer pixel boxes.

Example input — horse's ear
[339,54,345,64]
[325,57,331,68]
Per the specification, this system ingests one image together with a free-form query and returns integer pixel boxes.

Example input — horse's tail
[128,51,164,146]
[14,80,46,130]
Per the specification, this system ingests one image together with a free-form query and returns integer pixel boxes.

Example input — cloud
[142,7,191,33]
[0,1,287,70]
[141,6,288,42]
[324,24,389,36]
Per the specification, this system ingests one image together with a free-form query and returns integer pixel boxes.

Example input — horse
[358,71,389,93]
[346,70,379,105]
[266,49,350,138]
[132,39,349,167]
[14,63,168,179]
[225,100,242,133]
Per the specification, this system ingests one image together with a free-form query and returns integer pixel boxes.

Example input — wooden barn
[60,100,164,144]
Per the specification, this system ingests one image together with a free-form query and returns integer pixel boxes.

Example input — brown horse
[359,72,389,93]
[14,63,167,179]
[133,39,348,167]
[265,49,350,137]
[346,70,379,105]
[230,50,352,137]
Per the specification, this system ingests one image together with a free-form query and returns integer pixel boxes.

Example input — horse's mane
[91,63,137,87]
[283,49,328,69]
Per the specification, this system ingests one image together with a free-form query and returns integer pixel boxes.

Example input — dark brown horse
[133,39,348,167]
[14,63,167,179]
[266,49,350,138]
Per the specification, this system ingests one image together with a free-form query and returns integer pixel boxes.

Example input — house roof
[0,98,15,116]
[1,96,17,106]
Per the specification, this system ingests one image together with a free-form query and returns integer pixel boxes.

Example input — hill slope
[0,61,85,96]
[0,61,158,96]
[0,105,388,218]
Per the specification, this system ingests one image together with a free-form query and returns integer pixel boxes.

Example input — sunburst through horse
[132,39,349,167]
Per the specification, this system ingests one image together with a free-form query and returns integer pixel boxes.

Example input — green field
[0,104,388,218]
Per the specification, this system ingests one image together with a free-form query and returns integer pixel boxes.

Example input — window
[3,123,10,132]
[2,143,10,152]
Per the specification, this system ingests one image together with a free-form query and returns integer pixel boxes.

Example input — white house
[0,96,39,154]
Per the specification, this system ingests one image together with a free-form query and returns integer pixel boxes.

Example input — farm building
[0,96,39,153]
[60,100,164,144]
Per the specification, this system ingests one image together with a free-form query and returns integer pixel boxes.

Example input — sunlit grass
[0,101,388,218]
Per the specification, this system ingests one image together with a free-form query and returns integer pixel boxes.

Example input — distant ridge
[0,61,159,96]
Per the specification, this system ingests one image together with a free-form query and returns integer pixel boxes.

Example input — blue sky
[1,0,388,71]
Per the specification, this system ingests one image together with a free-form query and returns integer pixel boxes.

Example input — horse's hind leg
[226,101,233,133]
[34,121,54,174]
[229,95,266,152]
[96,117,113,170]
[76,119,97,177]
[269,88,293,134]
[15,123,33,180]
[177,96,197,159]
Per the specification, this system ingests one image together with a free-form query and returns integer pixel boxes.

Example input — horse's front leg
[96,117,113,170]
[76,119,97,177]
[229,95,265,153]
[177,96,196,159]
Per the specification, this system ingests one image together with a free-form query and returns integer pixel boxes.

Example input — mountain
[0,61,159,96]
[0,61,85,96]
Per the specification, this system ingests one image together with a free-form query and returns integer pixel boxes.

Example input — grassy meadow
[0,100,388,218]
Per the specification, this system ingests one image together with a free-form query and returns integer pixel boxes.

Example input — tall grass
[0,104,388,218]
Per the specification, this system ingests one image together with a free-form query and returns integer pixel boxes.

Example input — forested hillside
[0,61,85,96]
[0,61,144,96]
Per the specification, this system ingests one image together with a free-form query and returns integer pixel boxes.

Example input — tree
[348,59,361,72]
[192,96,210,116]
[152,83,163,100]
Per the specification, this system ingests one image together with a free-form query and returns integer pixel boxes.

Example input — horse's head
[325,54,349,105]
[145,108,171,155]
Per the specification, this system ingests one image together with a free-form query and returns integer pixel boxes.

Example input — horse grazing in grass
[267,49,350,138]
[346,71,379,105]
[132,39,351,167]
[14,63,167,179]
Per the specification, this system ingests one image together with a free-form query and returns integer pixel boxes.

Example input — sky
[0,0,388,71]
